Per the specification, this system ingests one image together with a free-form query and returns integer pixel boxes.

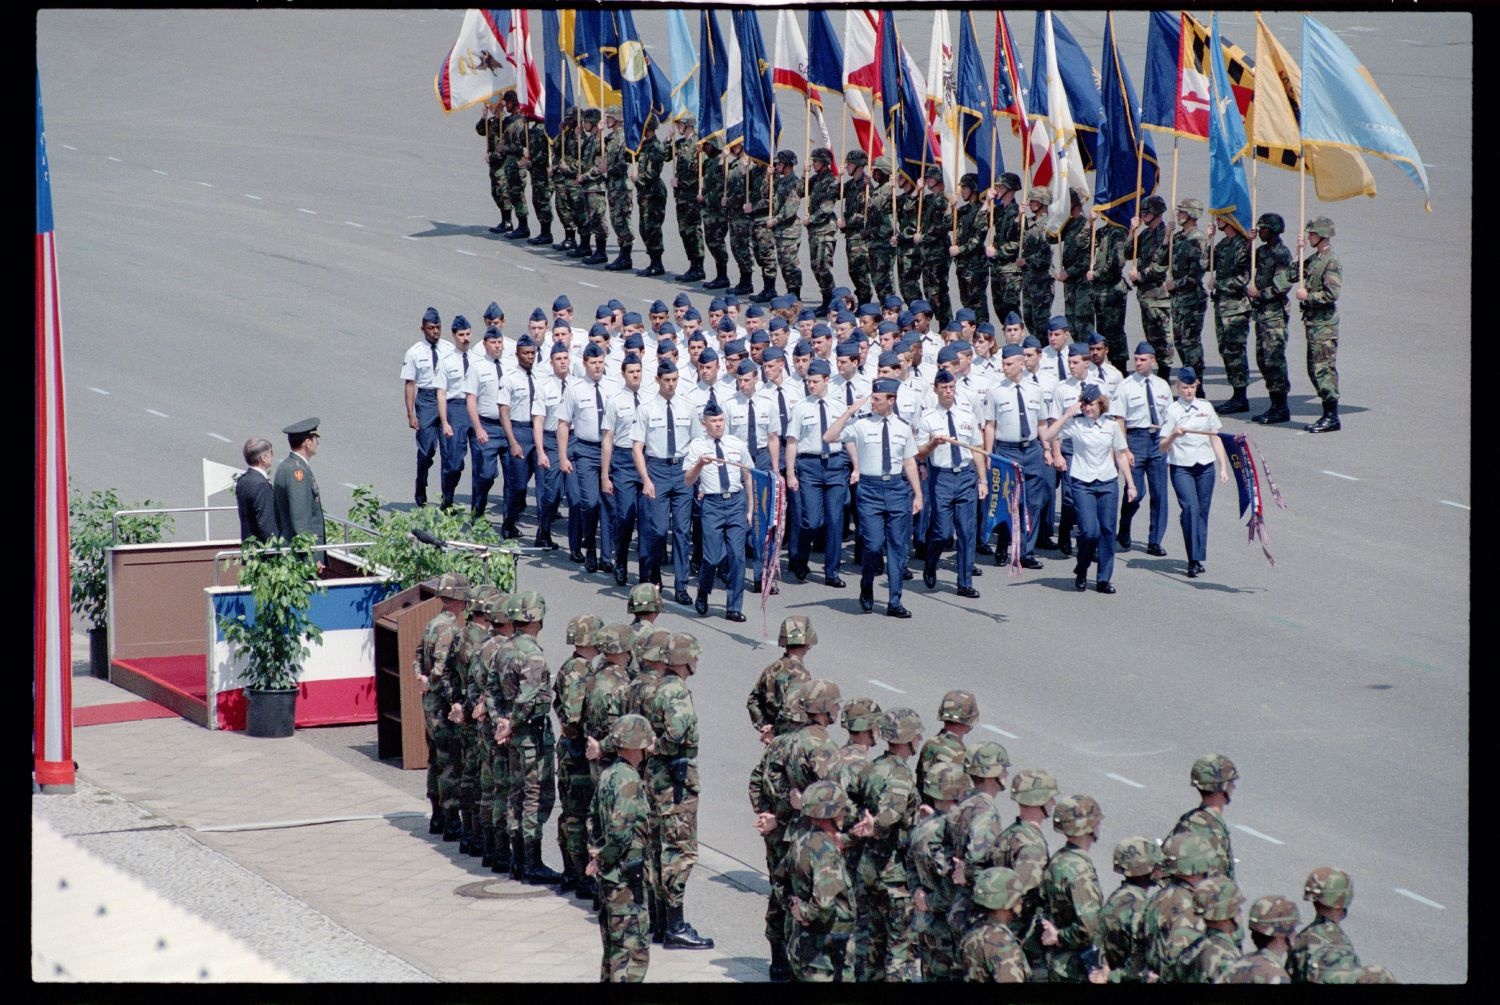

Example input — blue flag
[698,10,728,143]
[1301,15,1431,209]
[611,10,658,155]
[1207,13,1253,235]
[666,8,699,125]
[979,457,1028,542]
[541,9,568,139]
[733,10,779,163]
[956,12,998,189]
[1028,12,1102,171]
[1140,11,1183,134]
[807,10,844,94]
[1094,12,1158,228]
[877,12,932,184]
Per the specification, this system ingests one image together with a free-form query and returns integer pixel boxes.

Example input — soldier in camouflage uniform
[865,158,897,302]
[1167,198,1209,376]
[1301,943,1365,983]
[950,173,990,324]
[1247,211,1295,424]
[625,628,673,941]
[964,767,1057,981]
[1128,194,1174,377]
[1209,215,1253,412]
[1141,832,1215,981]
[416,573,470,842]
[498,89,532,241]
[1038,795,1106,982]
[849,706,923,981]
[907,761,970,979]
[805,148,840,313]
[1289,866,1358,983]
[551,109,580,251]
[603,108,635,272]
[494,591,561,884]
[762,150,803,303]
[645,632,715,949]
[1058,191,1094,336]
[1223,895,1298,984]
[698,139,729,289]
[744,153,779,302]
[746,615,816,744]
[786,779,857,982]
[1089,219,1131,372]
[587,713,655,982]
[582,624,636,776]
[1167,753,1237,881]
[1097,836,1163,983]
[943,742,1010,942]
[475,100,511,234]
[1296,216,1343,432]
[555,614,603,897]
[519,113,553,245]
[670,115,705,283]
[893,173,924,304]
[727,145,757,295]
[626,581,663,642]
[455,584,500,858]
[916,689,977,807]
[918,167,952,328]
[840,150,874,306]
[960,867,1031,982]
[471,595,516,874]
[1187,876,1245,983]
[633,114,668,277]
[985,173,1024,327]
[573,109,609,265]
[1020,187,1058,342]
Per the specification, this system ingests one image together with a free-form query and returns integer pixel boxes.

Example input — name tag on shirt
[649,415,666,428]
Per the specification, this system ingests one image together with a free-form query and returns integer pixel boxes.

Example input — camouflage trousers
[868,241,898,301]
[857,872,917,981]
[1022,278,1054,343]
[638,191,667,257]
[598,879,650,982]
[489,737,512,829]
[459,721,480,812]
[676,195,704,263]
[750,222,778,280]
[763,827,790,949]
[578,187,607,244]
[1138,296,1174,375]
[1063,280,1095,336]
[897,246,924,303]
[1214,304,1251,389]
[608,186,634,248]
[646,758,700,907]
[423,698,461,812]
[1304,317,1340,402]
[556,742,593,875]
[1171,293,1208,376]
[505,732,557,842]
[809,229,837,297]
[476,729,498,826]
[488,159,511,217]
[845,233,875,305]
[529,172,553,230]
[921,246,952,327]
[729,217,755,273]
[956,257,990,324]
[1093,288,1130,372]
[916,900,960,980]
[789,924,856,982]
[703,212,729,267]
[1048,947,1093,983]
[503,159,526,221]
[990,267,1023,326]
[553,179,577,235]
[1253,305,1290,394]
[774,228,804,291]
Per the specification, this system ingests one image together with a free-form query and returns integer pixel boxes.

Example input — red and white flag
[1175,12,1212,138]
[434,9,509,113]
[1037,13,1092,235]
[505,9,544,122]
[925,10,959,189]
[841,10,884,159]
[773,10,835,171]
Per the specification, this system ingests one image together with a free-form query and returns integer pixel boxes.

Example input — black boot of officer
[1306,400,1341,433]
[523,840,563,884]
[491,824,511,874]
[604,243,635,271]
[1218,389,1250,414]
[1252,392,1290,424]
[663,901,715,949]
[428,795,444,835]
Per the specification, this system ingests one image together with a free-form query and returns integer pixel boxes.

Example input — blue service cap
[877,320,900,336]
[807,358,832,376]
[622,311,643,326]
[933,369,956,385]
[1047,315,1071,332]
[452,314,471,331]
[725,339,747,356]
[736,358,759,376]
[650,300,668,314]
[770,295,792,311]
[872,377,902,394]
[582,342,606,358]
[588,322,610,339]
[702,400,725,417]
[857,303,881,318]
[910,299,932,315]
[977,322,996,336]
[682,308,701,322]
[834,310,856,325]
[882,294,905,310]
[954,308,977,324]
[768,316,789,332]
[722,292,740,306]
[551,295,570,313]
[796,307,817,322]
[658,321,680,336]
[515,333,536,349]
[746,304,767,318]
[657,358,679,375]
[878,351,901,368]
[763,347,787,362]
[1068,342,1088,357]
[687,329,708,345]
[1177,366,1199,384]
[850,331,869,345]
[717,316,737,333]
[549,340,570,356]
[831,286,852,300]
[750,329,772,344]
[657,338,678,353]
[486,300,505,320]
[595,305,612,320]
[1135,341,1156,356]
[528,307,546,323]
[698,347,719,363]
[672,292,693,308]
[1086,331,1106,346]
[810,325,832,341]
[835,341,860,359]
[484,326,505,341]
[607,298,624,312]
[937,345,961,364]
[552,317,570,330]
[622,351,641,367]
[709,296,727,312]
[422,306,441,325]
[1021,335,1042,349]
[898,310,915,328]
[1079,383,1102,404]
[792,340,814,357]
[954,340,973,354]
[623,333,645,350]
[1003,311,1023,326]
[1000,344,1024,359]
[943,320,963,333]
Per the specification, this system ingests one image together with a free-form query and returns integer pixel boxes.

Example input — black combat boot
[505,219,530,240]
[604,245,635,271]
[636,254,665,277]
[574,870,597,901]
[1251,392,1290,424]
[491,825,511,874]
[649,895,664,944]
[581,240,609,265]
[523,840,563,884]
[675,259,705,283]
[1305,400,1341,433]
[731,271,754,295]
[750,279,776,303]
[663,901,715,949]
[557,847,576,893]
[553,231,574,251]
[480,824,496,869]
[488,215,512,235]
[527,228,553,246]
[567,233,590,259]
[1218,388,1250,414]
[458,807,476,855]
[768,941,792,982]
[428,795,444,835]
[510,831,525,880]
[441,809,463,843]
[702,257,730,289]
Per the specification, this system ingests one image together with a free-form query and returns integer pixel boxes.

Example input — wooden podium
[372,583,441,769]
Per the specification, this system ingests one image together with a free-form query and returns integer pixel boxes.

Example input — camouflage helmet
[1112,836,1164,878]
[1052,794,1103,837]
[609,713,655,751]
[1177,197,1204,218]
[433,572,471,600]
[923,760,971,802]
[466,583,500,616]
[1303,944,1362,983]
[1306,215,1336,238]
[996,171,1022,192]
[581,108,601,125]
[923,165,944,183]
[1141,194,1168,216]
[937,689,979,726]
[1009,768,1058,807]
[1026,186,1050,205]
[1194,876,1246,923]
[500,86,518,103]
[566,613,604,646]
[1190,753,1239,793]
[972,867,1025,911]
[479,592,512,621]
[844,149,869,167]
[871,155,895,176]
[635,628,674,664]
[1245,895,1300,937]
[1162,832,1216,877]
[839,697,883,733]
[959,172,980,193]
[593,622,635,655]
[877,707,924,744]
[800,779,851,820]
[627,582,663,614]
[676,112,697,128]
[1354,965,1397,985]
[777,615,818,649]
[775,149,798,167]
[963,742,1011,779]
[665,631,702,667]
[506,590,547,624]
[810,146,834,164]
[1303,866,1354,909]
[801,679,842,717]
[1255,212,1285,234]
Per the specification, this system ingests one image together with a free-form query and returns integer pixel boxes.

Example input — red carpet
[109,654,210,728]
[75,700,181,727]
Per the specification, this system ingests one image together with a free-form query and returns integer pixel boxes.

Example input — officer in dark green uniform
[552,109,581,251]
[1167,197,1209,377]
[1209,214,1253,413]
[698,138,730,289]
[727,144,757,295]
[1296,216,1343,433]
[918,166,952,328]
[805,148,841,313]
[840,150,874,306]
[895,171,924,304]
[1247,212,1295,424]
[520,112,553,246]
[1128,194,1173,377]
[476,99,511,234]
[1058,190,1094,335]
[573,108,609,265]
[865,157,897,301]
[604,107,635,272]
[499,88,531,241]
[1089,217,1131,373]
[985,172,1024,325]
[273,417,325,547]
[1019,187,1057,341]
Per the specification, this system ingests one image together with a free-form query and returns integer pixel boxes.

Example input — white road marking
[640,297,655,304]
[1105,772,1144,789]
[197,181,213,188]
[344,220,363,228]
[867,678,905,694]
[243,194,262,200]
[145,408,170,418]
[1439,500,1470,511]
[87,386,110,396]
[61,144,77,151]
[342,482,361,490]
[297,208,317,215]
[152,169,169,176]
[578,280,599,288]
[517,265,536,272]
[980,723,1018,739]
[1393,887,1444,910]
[1321,470,1359,481]
[401,235,419,241]
[207,432,232,443]
[1234,823,1284,845]
[106,156,122,162]
[456,249,477,256]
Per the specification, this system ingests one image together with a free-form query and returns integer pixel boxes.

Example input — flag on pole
[875,11,933,185]
[541,9,570,139]
[1094,12,1158,229]
[1208,13,1254,236]
[925,10,960,190]
[1301,15,1430,209]
[1028,13,1102,171]
[733,10,780,163]
[979,457,1029,576]
[748,468,787,629]
[698,10,736,146]
[1141,10,1202,137]
[568,9,619,109]
[608,9,659,155]
[994,11,1049,188]
[1218,433,1287,566]
[505,10,542,122]
[842,10,884,158]
[36,69,75,790]
[956,11,998,189]
[1036,12,1092,235]
[807,10,844,95]
[434,9,509,113]
[774,10,834,165]
[666,8,699,125]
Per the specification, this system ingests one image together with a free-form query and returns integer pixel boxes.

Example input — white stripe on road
[87,386,110,395]
[456,249,477,256]
[197,181,213,188]
[61,144,77,151]
[244,194,262,200]
[342,482,361,490]
[297,208,317,215]
[152,169,169,176]
[1105,772,1145,789]
[207,433,232,443]
[1234,824,1284,845]
[1439,500,1470,511]
[106,156,122,162]
[1321,470,1359,481]
[980,723,1018,739]
[577,280,599,288]
[1393,887,1445,910]
[517,265,536,272]
[867,678,905,694]
[640,297,655,304]
[401,235,419,241]
[145,408,170,418]
[344,220,363,228]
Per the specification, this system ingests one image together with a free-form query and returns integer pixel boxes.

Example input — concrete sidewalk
[33,635,744,983]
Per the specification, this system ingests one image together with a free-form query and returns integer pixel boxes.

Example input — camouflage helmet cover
[872,155,895,175]
[801,679,842,717]
[1112,836,1165,877]
[1052,794,1103,837]
[1194,876,1246,922]
[938,689,979,726]
[433,572,471,599]
[777,614,818,648]
[566,613,605,645]
[810,146,833,164]
[775,149,798,166]
[507,590,547,623]
[959,172,980,192]
[1162,832,1217,876]
[609,713,655,751]
[963,742,1011,778]
[877,707,924,744]
[1306,215,1336,238]
[996,171,1022,192]
[1255,212,1285,234]
[1246,895,1300,937]
[1190,753,1239,793]
[923,760,971,801]
[665,631,702,666]
[800,779,851,820]
[972,867,1025,911]
[466,583,500,615]
[1303,866,1353,909]
[593,623,635,655]
[479,592,512,621]
[1141,194,1169,215]
[1177,197,1205,218]
[627,582,663,613]
[1026,186,1050,205]
[1009,768,1058,807]
[844,149,869,167]
[839,697,883,733]
[636,628,674,664]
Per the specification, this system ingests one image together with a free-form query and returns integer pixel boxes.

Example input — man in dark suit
[235,436,280,543]
[273,417,326,552]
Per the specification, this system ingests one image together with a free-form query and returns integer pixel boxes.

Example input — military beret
[910,299,932,315]
[933,369,956,385]
[484,326,505,341]
[622,311,642,326]
[955,308,976,324]
[657,359,678,375]
[762,347,786,362]
[807,358,832,376]
[526,307,546,323]
[1021,335,1042,348]
[588,322,610,339]
[623,333,645,350]
[1003,311,1023,326]
[835,341,860,358]
[682,308,701,322]
[878,351,901,368]
[1067,342,1088,357]
[725,339,747,356]
[1047,315,1071,332]
[796,308,817,322]
[607,298,624,311]
[672,292,693,308]
[937,345,961,364]
[701,400,725,417]
[871,377,902,395]
[1079,384,1102,404]
[717,317,737,333]
[736,358,758,376]
[698,347,719,362]
[1086,331,1106,346]
[422,306,441,325]
[746,304,767,318]
[1134,341,1156,356]
[792,340,813,356]
[515,333,536,349]
[1177,366,1199,384]
[282,416,319,436]
[767,317,787,332]
[451,314,470,331]
[750,329,771,344]
[549,340,570,356]
[650,299,669,314]
[486,300,505,320]
[1000,343,1024,359]
[582,342,605,359]
[831,286,852,300]
[882,295,905,310]
[595,305,613,320]
[709,297,727,312]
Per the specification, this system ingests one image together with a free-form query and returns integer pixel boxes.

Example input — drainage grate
[454,880,555,900]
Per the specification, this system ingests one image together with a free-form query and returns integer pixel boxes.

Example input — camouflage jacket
[500,110,527,161]
[1020,219,1055,280]
[725,156,748,220]
[1091,223,1129,293]
[954,201,988,260]
[895,190,921,246]
[669,133,699,198]
[770,172,802,232]
[959,917,1029,982]
[1250,238,1294,307]
[746,653,809,733]
[553,121,577,178]
[588,758,648,882]
[417,610,464,709]
[788,821,856,933]
[1142,878,1204,979]
[1134,222,1171,298]
[453,622,492,722]
[625,666,664,719]
[1223,946,1290,984]
[645,674,698,758]
[1170,226,1209,302]
[553,652,595,738]
[842,173,870,235]
[1288,916,1355,983]
[865,179,894,243]
[475,111,503,162]
[828,741,874,797]
[523,121,549,172]
[907,810,956,915]
[915,730,966,808]
[850,749,918,884]
[700,150,725,221]
[992,199,1022,269]
[1191,926,1243,983]
[751,723,838,826]
[1040,844,1103,957]
[635,134,667,199]
[1213,231,1252,311]
[1167,804,1234,880]
[747,162,772,217]
[1060,215,1092,281]
[473,634,514,721]
[806,170,840,236]
[1296,248,1341,321]
[1098,880,1154,981]
[578,130,607,189]
[582,661,631,743]
[917,191,949,250]
[499,635,549,729]
[605,130,630,189]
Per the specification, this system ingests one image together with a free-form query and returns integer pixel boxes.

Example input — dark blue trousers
[1120,428,1167,548]
[1170,462,1216,564]
[858,475,914,607]
[926,465,978,589]
[699,491,747,612]
[1071,477,1121,583]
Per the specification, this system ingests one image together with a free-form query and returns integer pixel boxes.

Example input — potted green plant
[68,486,174,678]
[347,485,517,590]
[217,534,325,737]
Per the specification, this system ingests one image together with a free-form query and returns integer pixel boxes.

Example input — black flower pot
[88,626,109,679]
[245,687,297,738]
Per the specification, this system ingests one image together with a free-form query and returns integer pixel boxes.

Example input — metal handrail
[210,540,383,587]
[111,506,236,544]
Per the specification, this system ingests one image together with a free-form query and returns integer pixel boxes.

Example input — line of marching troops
[746,615,1395,984]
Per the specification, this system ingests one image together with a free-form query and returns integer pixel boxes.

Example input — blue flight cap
[910,299,932,315]
[882,294,905,310]
[672,292,693,308]
[878,351,901,368]
[582,342,605,359]
[770,295,792,311]
[622,351,641,367]
[486,301,505,320]
[898,310,915,328]
[552,317,570,330]
[954,340,973,354]
[1021,335,1042,349]
[725,339,747,356]
[954,308,976,324]
[622,311,643,326]
[792,341,814,357]
[484,326,505,342]
[722,292,739,307]
[682,308,702,322]
[977,322,996,336]
[1135,341,1156,356]
[550,295,570,313]
[658,321,679,335]
[835,341,860,358]
[943,320,963,334]
[717,317,737,333]
[623,333,645,350]
[687,330,708,345]
[650,299,669,314]
[807,358,832,376]
[999,344,1024,359]
[702,400,725,417]
[871,377,902,394]
[1086,331,1106,346]
[1067,342,1088,357]
[830,286,852,300]
[796,308,817,322]
[588,322,610,339]
[709,297,727,312]
[657,338,678,354]
[527,307,546,323]
[834,310,856,325]
[595,305,612,320]
[452,314,471,332]
[1047,315,1071,332]
[549,340,570,356]
[1177,366,1199,384]
[1003,311,1023,326]
[422,306,441,325]
[657,358,678,375]
[607,298,625,312]
[746,304,767,318]
[736,358,759,376]
[750,329,772,343]
[515,333,536,349]
[857,303,881,318]
[762,347,787,362]
[1079,383,1102,404]
[698,347,719,362]
[937,345,961,364]
[933,369,956,385]
[877,320,900,336]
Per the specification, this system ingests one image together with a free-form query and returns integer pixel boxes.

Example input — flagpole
[767,101,778,226]
[1131,133,1145,260]
[1297,147,1307,294]
[803,97,813,202]
[889,125,898,237]
[837,100,849,204]
[1168,137,1179,272]
[986,110,998,235]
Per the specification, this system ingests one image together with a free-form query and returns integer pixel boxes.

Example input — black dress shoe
[597,559,615,574]
[613,565,629,586]
[1075,574,1088,592]
[972,567,982,577]
[791,564,809,583]
[996,549,1009,566]
[500,524,521,540]
[569,550,585,564]
[1035,536,1057,551]
[694,594,709,616]
[1058,539,1073,557]
[1145,543,1167,557]
[885,605,912,619]
[751,578,762,593]
[584,555,599,573]
[674,589,692,605]
[725,611,746,623]
[976,541,994,555]
[1115,533,1130,550]
[923,566,937,589]
[825,576,846,589]
[1021,556,1045,570]
[1185,563,1199,578]
[859,585,874,612]
[1096,581,1116,594]
[769,582,780,596]
[956,586,981,599]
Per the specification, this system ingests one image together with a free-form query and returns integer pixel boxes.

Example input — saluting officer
[682,401,753,622]
[631,359,698,603]
[917,369,985,598]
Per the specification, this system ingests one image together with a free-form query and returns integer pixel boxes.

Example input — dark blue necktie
[947,411,961,468]
[1145,377,1159,425]
[845,381,854,406]
[1057,353,1066,379]
[819,399,830,457]
[462,353,469,375]
[882,418,892,475]
[777,387,789,433]
[430,343,439,374]
[746,399,758,454]
[708,386,718,409]
[666,401,677,457]
[594,381,605,429]
[1016,385,1031,439]
[494,359,502,383]
[525,369,534,413]
[714,438,728,488]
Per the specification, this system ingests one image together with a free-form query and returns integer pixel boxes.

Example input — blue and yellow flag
[877,11,931,185]
[956,11,998,189]
[733,10,779,163]
[1208,13,1253,235]
[1094,12,1157,229]
[1028,12,1101,171]
[541,9,570,139]
[565,9,619,109]
[698,10,732,145]
[807,11,844,95]
[608,10,658,154]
